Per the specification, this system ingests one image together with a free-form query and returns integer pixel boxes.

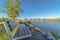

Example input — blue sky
[0,0,60,18]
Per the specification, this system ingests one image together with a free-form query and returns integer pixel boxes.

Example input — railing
[4,20,32,40]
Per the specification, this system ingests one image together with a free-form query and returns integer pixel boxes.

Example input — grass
[0,21,19,40]
[0,24,10,40]
[52,33,60,40]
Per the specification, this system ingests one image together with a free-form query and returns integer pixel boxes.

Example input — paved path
[14,24,32,40]
[24,23,54,40]
[14,24,52,40]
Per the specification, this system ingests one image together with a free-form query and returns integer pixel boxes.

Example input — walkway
[14,24,32,40]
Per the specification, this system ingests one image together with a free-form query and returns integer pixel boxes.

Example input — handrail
[4,20,19,37]
[4,21,32,40]
[12,26,19,37]
[4,21,19,40]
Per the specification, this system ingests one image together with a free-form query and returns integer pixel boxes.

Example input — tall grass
[52,33,60,40]
[0,24,10,40]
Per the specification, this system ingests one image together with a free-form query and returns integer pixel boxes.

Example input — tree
[0,0,23,19]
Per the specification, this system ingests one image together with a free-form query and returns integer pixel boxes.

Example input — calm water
[30,20,60,35]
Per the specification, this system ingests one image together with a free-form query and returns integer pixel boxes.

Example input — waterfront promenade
[4,20,55,40]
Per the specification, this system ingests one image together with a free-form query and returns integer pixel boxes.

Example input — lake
[30,20,60,35]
